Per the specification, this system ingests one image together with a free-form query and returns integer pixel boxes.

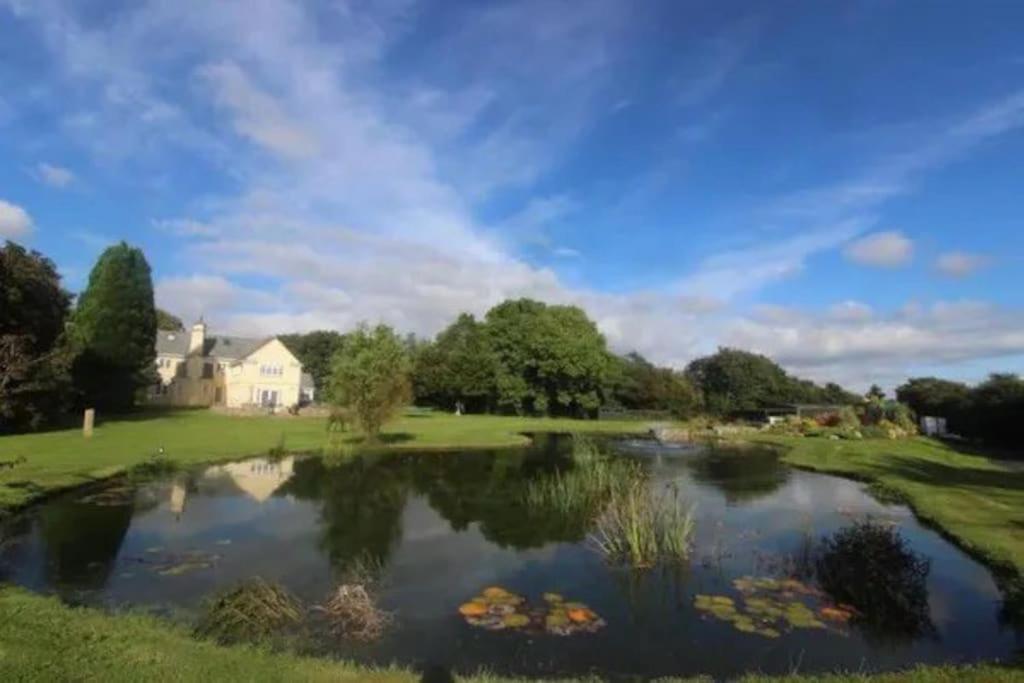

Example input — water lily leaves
[459,587,605,636]
[695,576,844,639]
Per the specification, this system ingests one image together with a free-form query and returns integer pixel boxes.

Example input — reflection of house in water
[203,457,296,503]
[170,479,188,519]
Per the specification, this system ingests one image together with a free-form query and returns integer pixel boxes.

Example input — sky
[1,0,1023,391]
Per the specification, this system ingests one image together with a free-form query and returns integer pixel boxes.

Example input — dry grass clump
[194,577,303,644]
[317,583,393,641]
[313,554,392,641]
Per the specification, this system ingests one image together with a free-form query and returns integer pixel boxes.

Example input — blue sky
[1,0,1023,390]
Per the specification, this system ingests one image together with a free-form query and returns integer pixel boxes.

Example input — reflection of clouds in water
[386,495,559,619]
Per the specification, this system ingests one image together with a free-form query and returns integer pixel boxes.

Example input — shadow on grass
[865,454,1024,495]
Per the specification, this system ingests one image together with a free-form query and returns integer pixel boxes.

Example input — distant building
[752,404,849,425]
[920,416,948,437]
[148,319,308,410]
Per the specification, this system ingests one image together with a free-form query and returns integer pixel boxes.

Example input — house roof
[301,372,315,390]
[155,330,272,361]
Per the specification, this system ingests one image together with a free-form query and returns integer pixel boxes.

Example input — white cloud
[9,2,1024,390]
[553,247,581,258]
[34,162,75,188]
[843,231,914,267]
[0,199,33,239]
[936,251,989,278]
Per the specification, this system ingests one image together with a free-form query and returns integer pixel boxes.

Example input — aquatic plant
[588,477,695,568]
[816,519,932,639]
[694,576,856,639]
[457,586,605,636]
[194,577,303,644]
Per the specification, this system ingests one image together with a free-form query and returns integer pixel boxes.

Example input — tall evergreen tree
[70,242,157,412]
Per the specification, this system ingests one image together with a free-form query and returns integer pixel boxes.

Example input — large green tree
[0,242,73,432]
[280,330,347,395]
[967,373,1024,446]
[896,377,971,430]
[328,324,411,438]
[484,299,610,417]
[607,352,701,418]
[413,313,497,412]
[70,242,158,412]
[685,348,795,414]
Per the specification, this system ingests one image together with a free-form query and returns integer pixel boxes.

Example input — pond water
[0,435,1020,680]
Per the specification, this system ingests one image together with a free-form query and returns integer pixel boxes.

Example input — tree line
[896,375,1024,447]
[1,240,161,433]
[285,298,864,429]
[5,238,1020,451]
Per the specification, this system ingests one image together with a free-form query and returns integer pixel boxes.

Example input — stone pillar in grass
[83,408,95,437]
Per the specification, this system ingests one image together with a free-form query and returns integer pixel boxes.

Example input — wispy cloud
[935,250,990,278]
[33,162,75,188]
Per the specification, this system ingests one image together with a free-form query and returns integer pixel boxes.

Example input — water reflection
[39,498,133,590]
[684,444,790,504]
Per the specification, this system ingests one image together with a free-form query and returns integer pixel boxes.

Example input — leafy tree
[484,299,611,417]
[822,381,862,405]
[865,384,887,402]
[0,242,73,432]
[967,373,1024,446]
[328,324,411,438]
[895,377,971,430]
[608,352,701,418]
[69,242,158,412]
[685,348,794,414]
[412,313,497,412]
[280,330,347,395]
[155,308,184,331]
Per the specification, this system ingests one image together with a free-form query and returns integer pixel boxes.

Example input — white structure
[149,320,308,411]
[920,416,948,437]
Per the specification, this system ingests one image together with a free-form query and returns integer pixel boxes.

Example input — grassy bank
[0,409,648,511]
[760,435,1024,584]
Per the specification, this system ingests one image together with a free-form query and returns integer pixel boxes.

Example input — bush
[816,520,932,639]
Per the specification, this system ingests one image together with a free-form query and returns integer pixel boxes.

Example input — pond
[0,435,1019,680]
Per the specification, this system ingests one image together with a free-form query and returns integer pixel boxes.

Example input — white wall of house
[224,339,302,409]
[150,337,301,410]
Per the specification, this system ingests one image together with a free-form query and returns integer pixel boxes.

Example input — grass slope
[0,409,647,510]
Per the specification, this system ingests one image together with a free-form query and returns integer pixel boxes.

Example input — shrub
[816,520,932,639]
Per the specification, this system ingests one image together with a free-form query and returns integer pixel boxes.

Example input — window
[202,362,214,379]
[259,364,284,377]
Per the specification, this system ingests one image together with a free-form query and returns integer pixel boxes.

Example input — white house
[149,320,309,410]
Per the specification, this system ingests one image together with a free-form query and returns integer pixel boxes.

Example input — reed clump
[589,477,696,568]
[194,577,303,644]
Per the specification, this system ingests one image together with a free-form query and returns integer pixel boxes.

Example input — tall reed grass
[589,478,695,568]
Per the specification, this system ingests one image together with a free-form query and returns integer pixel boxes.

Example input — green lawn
[0,409,648,511]
[3,411,1024,681]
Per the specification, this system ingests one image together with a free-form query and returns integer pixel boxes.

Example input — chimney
[189,318,207,355]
